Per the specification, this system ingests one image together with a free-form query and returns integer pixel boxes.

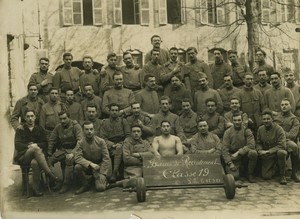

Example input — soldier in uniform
[85,103,102,137]
[47,111,83,193]
[10,83,44,131]
[144,35,169,65]
[29,57,53,102]
[74,121,112,194]
[253,49,275,84]
[14,110,60,196]
[53,52,83,102]
[228,50,250,87]
[253,70,272,95]
[218,75,240,112]
[274,98,300,182]
[64,89,84,124]
[257,110,288,185]
[81,83,102,119]
[100,103,130,182]
[222,113,258,183]
[39,87,66,138]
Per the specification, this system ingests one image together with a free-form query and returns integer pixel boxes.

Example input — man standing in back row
[144,35,169,65]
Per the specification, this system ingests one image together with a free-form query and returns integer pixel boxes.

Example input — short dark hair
[282,67,294,75]
[24,109,36,116]
[161,120,171,126]
[232,112,242,118]
[160,96,171,104]
[39,57,49,63]
[281,98,291,104]
[107,53,117,60]
[223,74,233,80]
[82,55,93,62]
[131,102,140,107]
[144,74,156,82]
[230,97,240,103]
[63,52,73,59]
[131,124,142,131]
[170,74,183,81]
[109,103,119,110]
[186,47,197,53]
[112,72,123,79]
[27,82,37,90]
[123,51,132,58]
[87,103,98,110]
[256,49,266,57]
[261,109,273,118]
[169,47,178,52]
[181,98,192,105]
[243,72,253,79]
[228,50,237,56]
[84,83,93,89]
[150,35,161,42]
[270,72,281,78]
[205,98,216,105]
[58,111,70,117]
[65,88,74,94]
[49,87,59,93]
[197,119,207,125]
[82,120,94,128]
[151,49,160,55]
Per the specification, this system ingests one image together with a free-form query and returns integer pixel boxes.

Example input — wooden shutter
[216,0,225,24]
[296,0,300,24]
[113,0,122,25]
[93,0,103,25]
[270,0,277,23]
[261,0,270,23]
[158,0,167,25]
[181,0,186,24]
[72,0,83,25]
[200,0,208,24]
[280,0,287,22]
[63,0,73,25]
[140,0,150,25]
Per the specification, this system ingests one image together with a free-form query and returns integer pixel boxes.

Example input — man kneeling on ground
[74,121,112,194]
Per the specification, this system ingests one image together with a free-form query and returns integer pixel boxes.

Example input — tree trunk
[245,0,260,71]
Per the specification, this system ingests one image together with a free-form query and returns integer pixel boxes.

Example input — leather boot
[75,185,89,195]
[291,155,300,183]
[279,175,287,185]
[32,189,44,197]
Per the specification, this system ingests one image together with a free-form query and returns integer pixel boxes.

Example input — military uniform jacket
[29,71,54,95]
[74,136,112,176]
[53,67,82,92]
[10,96,44,130]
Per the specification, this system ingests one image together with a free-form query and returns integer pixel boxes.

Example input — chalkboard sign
[143,154,224,187]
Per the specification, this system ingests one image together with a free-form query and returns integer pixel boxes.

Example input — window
[62,0,103,26]
[261,0,300,24]
[113,0,150,25]
[195,0,227,25]
[166,0,185,24]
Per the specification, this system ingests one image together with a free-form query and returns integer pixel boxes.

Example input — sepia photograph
[1,0,300,218]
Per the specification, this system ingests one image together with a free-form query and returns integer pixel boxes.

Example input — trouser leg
[261,154,277,179]
[31,159,41,191]
[63,156,74,185]
[113,144,123,172]
[74,164,88,186]
[277,150,287,176]
[248,150,258,175]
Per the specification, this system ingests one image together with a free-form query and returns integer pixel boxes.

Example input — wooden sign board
[143,154,224,187]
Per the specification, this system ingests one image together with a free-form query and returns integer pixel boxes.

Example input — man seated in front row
[222,113,258,183]
[189,119,221,155]
[152,120,183,156]
[74,121,112,195]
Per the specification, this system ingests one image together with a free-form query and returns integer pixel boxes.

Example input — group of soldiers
[11,35,300,197]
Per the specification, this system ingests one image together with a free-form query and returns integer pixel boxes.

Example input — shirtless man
[152,120,183,156]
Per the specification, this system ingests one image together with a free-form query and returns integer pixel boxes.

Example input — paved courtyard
[1,166,300,219]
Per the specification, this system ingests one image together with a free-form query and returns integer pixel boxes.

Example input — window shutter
[72,0,83,25]
[140,0,150,25]
[93,0,103,25]
[158,0,167,25]
[200,0,208,24]
[216,0,225,24]
[280,0,287,22]
[296,0,300,24]
[113,0,123,25]
[270,0,277,23]
[261,0,270,23]
[63,0,73,25]
[181,0,186,24]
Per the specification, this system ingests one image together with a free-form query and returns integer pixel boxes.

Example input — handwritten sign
[143,154,224,187]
